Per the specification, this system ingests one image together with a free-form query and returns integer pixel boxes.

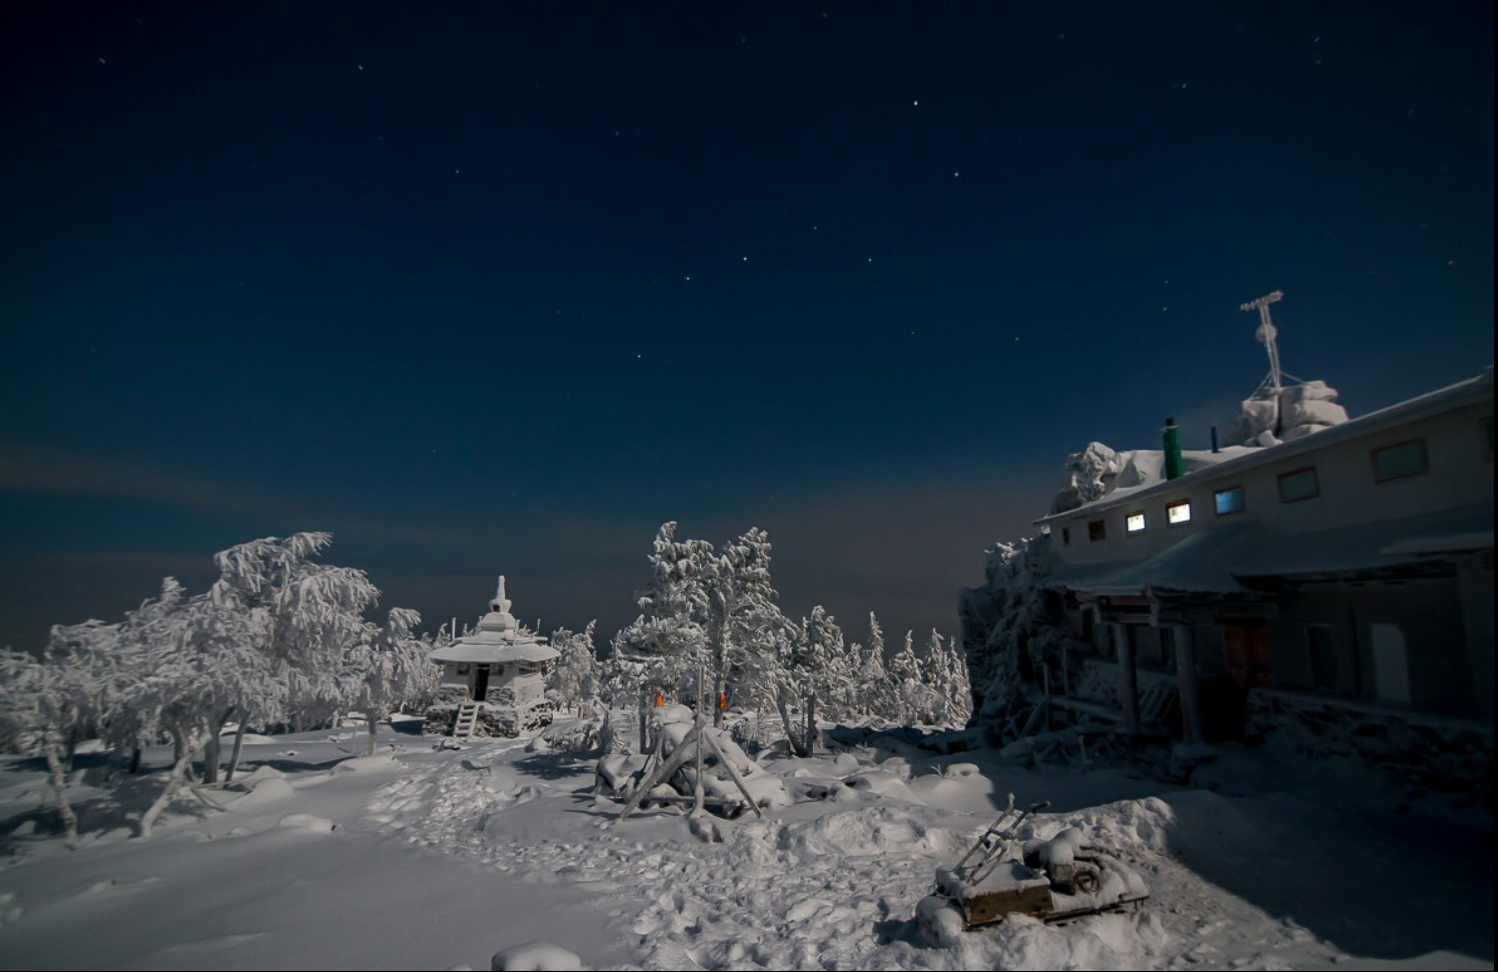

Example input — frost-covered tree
[0,636,109,849]
[779,606,846,755]
[547,621,599,710]
[347,606,434,757]
[700,528,780,727]
[610,523,712,705]
[207,532,381,777]
[858,613,894,722]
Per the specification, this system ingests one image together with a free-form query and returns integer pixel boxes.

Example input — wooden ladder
[454,701,483,740]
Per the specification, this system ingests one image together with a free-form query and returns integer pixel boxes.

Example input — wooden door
[1223,624,1272,689]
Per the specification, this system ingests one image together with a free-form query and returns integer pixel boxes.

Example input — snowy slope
[0,720,1491,971]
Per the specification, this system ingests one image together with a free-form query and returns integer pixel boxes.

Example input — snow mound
[333,755,400,774]
[229,777,295,809]
[278,812,338,834]
[490,941,585,971]
[770,806,957,861]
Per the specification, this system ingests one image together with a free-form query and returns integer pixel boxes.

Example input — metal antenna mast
[1240,290,1286,394]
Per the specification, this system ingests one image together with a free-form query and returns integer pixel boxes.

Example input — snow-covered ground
[0,718,1490,971]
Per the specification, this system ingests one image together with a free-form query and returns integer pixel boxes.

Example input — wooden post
[1173,624,1206,745]
[1113,623,1138,733]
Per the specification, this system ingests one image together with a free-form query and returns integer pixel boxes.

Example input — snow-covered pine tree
[547,621,599,711]
[702,528,781,726]
[781,606,845,754]
[610,523,712,708]
[860,612,892,723]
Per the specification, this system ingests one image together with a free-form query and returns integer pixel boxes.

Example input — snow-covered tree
[0,635,109,849]
[859,613,894,723]
[347,606,434,757]
[701,528,780,727]
[610,523,712,705]
[207,532,382,777]
[779,606,847,755]
[547,621,599,710]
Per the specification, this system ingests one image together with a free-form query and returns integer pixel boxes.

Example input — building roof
[430,575,560,666]
[430,640,559,665]
[1042,502,1493,597]
[1036,367,1494,526]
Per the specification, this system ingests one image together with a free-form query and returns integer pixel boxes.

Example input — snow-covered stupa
[425,576,558,739]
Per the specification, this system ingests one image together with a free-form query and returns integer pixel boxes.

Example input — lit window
[1278,467,1319,503]
[1371,439,1429,482]
[1126,512,1146,533]
[1214,485,1245,516]
[1088,519,1106,542]
[1166,500,1192,525]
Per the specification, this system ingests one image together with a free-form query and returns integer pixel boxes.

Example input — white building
[430,576,558,708]
[1029,367,1492,743]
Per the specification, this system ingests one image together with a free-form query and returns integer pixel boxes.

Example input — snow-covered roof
[1037,368,1494,526]
[430,575,559,666]
[430,640,558,665]
[1042,502,1493,596]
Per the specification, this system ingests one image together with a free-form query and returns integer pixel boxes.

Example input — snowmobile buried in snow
[919,793,1149,931]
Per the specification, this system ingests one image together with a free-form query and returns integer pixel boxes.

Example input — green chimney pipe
[1163,418,1185,480]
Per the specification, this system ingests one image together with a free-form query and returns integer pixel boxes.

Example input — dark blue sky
[1,2,1492,652]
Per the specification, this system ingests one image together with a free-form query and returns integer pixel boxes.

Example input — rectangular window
[1088,519,1106,542]
[1062,526,1072,547]
[1214,485,1245,516]
[1126,512,1146,533]
[1166,499,1192,526]
[1371,438,1429,482]
[1278,467,1319,503]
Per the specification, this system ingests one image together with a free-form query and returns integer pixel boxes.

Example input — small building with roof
[425,576,559,739]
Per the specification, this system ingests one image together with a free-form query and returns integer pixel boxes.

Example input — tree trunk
[808,696,817,752]
[201,733,221,785]
[224,721,248,785]
[775,695,809,758]
[43,727,80,850]
[366,710,381,757]
[201,708,235,785]
[141,726,205,839]
[638,691,649,752]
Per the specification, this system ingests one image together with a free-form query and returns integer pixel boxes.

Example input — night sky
[1,2,1492,653]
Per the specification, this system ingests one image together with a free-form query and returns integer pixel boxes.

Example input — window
[1278,467,1319,503]
[1214,485,1245,516]
[1166,499,1192,526]
[1371,438,1428,482]
[1088,519,1106,542]
[1062,526,1072,547]
[1126,512,1146,533]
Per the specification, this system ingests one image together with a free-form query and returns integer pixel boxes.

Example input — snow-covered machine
[921,794,1149,930]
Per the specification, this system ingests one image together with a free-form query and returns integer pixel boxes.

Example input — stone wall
[423,694,555,739]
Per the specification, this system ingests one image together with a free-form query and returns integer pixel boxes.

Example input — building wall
[1049,398,1493,567]
[1264,577,1479,714]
